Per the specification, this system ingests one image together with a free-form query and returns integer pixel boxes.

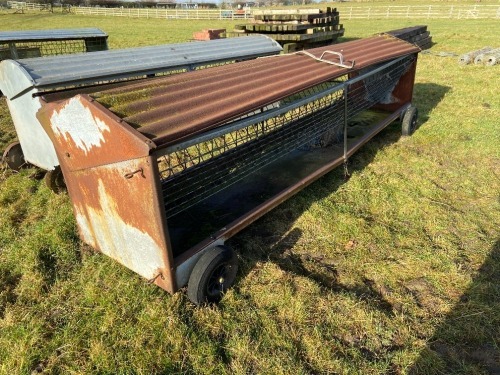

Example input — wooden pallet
[228,7,345,52]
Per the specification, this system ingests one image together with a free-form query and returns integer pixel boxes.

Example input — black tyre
[45,166,66,194]
[187,245,238,306]
[402,106,419,136]
[2,142,25,170]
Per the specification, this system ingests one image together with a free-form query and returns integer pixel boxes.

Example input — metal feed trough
[36,35,421,305]
[0,35,282,190]
[0,28,108,60]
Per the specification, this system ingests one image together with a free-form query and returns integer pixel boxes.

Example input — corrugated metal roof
[90,35,420,147]
[10,35,282,89]
[0,28,107,42]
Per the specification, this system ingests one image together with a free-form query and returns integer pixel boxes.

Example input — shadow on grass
[409,238,500,375]
[230,82,450,307]
[170,82,452,374]
[413,82,451,124]
[0,267,21,319]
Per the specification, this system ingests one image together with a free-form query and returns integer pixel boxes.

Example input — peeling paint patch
[77,180,164,280]
[75,206,96,248]
[50,96,110,154]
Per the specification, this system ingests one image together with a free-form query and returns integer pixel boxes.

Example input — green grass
[1,11,499,375]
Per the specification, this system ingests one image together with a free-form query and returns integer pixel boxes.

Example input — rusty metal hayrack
[36,35,421,305]
[159,55,415,219]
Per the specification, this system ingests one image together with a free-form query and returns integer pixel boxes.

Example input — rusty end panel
[37,96,176,293]
[374,56,418,113]
[37,94,156,171]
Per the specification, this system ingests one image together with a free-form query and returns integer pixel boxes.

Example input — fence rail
[6,1,251,19]
[6,1,500,20]
[72,7,251,19]
[339,5,500,19]
[8,1,49,11]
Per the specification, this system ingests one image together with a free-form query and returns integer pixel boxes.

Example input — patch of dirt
[404,277,445,314]
[430,341,500,375]
[0,268,21,318]
[469,345,500,375]
[363,277,403,314]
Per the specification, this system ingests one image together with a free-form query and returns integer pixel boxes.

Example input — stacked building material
[384,25,432,50]
[192,29,226,41]
[227,8,344,53]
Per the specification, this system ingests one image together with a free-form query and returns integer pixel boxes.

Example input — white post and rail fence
[5,1,500,20]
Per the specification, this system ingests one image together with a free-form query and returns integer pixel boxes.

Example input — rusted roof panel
[89,35,420,147]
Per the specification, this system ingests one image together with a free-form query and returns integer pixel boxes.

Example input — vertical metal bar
[343,84,349,178]
[343,84,348,162]
[8,42,18,59]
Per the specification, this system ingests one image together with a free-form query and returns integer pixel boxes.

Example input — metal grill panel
[158,55,415,218]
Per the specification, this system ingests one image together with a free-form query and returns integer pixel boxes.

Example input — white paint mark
[76,180,165,280]
[50,97,110,154]
[75,206,96,248]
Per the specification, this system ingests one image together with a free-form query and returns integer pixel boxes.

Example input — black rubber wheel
[2,142,25,170]
[44,166,66,194]
[187,245,238,306]
[402,106,419,136]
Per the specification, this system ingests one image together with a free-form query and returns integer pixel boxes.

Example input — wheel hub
[3,142,25,171]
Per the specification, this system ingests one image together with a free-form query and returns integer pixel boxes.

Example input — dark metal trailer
[36,35,421,305]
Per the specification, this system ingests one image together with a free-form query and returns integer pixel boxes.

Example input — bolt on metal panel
[38,95,175,292]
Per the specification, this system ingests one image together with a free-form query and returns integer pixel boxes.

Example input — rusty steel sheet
[38,95,175,293]
[88,35,420,147]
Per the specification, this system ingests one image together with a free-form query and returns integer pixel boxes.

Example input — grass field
[0,9,499,375]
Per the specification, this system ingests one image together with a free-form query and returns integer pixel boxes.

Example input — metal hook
[124,168,144,179]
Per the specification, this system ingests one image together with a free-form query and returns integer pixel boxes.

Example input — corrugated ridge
[91,35,419,146]
[103,56,308,116]
[124,61,332,125]
[98,35,403,113]
[22,35,279,70]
